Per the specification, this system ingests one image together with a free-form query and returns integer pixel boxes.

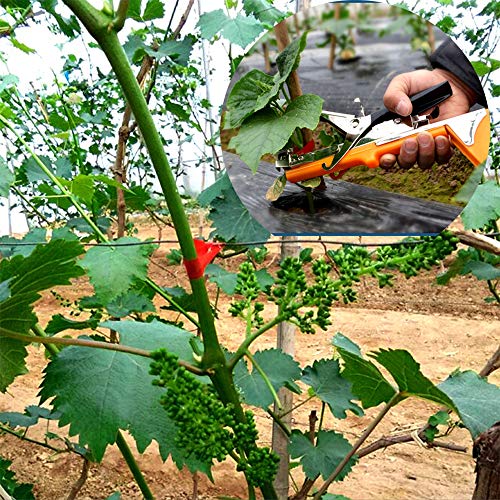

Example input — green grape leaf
[436,15,456,33]
[299,177,322,189]
[205,264,238,294]
[289,430,356,481]
[128,0,142,19]
[106,290,155,318]
[332,334,396,408]
[20,155,53,183]
[197,172,232,207]
[370,349,456,408]
[322,495,351,500]
[207,181,270,242]
[0,457,35,500]
[301,359,363,419]
[243,0,286,27]
[0,158,14,197]
[143,0,164,20]
[0,228,47,258]
[205,264,272,294]
[226,69,278,129]
[461,261,500,281]
[461,181,500,230]
[0,337,29,393]
[437,249,473,285]
[471,60,491,77]
[162,286,198,313]
[39,0,81,38]
[229,94,323,172]
[59,174,94,207]
[0,239,84,391]
[275,32,307,84]
[225,33,308,129]
[439,370,500,438]
[81,238,155,304]
[149,37,195,66]
[0,411,39,428]
[0,405,59,429]
[39,321,200,462]
[197,9,265,48]
[234,348,301,408]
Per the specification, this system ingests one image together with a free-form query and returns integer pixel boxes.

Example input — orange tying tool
[275,81,490,186]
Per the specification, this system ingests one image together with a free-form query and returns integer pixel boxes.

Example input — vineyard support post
[272,236,301,499]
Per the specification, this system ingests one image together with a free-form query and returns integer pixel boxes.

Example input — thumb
[383,73,413,116]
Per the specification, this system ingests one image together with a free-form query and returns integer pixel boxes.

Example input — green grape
[150,349,235,463]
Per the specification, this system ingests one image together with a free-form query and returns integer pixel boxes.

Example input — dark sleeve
[429,38,487,107]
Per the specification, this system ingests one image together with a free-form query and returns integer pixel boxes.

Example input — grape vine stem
[2,329,207,376]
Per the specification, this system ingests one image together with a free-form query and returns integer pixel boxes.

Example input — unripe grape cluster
[229,232,458,334]
[150,351,280,484]
[150,349,235,463]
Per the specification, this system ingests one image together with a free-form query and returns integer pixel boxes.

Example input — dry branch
[479,345,500,378]
[453,230,500,255]
[67,458,91,500]
[357,433,467,458]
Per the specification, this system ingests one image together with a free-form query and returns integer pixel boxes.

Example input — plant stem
[313,393,402,499]
[4,329,206,375]
[0,116,106,241]
[267,408,291,437]
[116,431,154,499]
[487,279,500,303]
[228,315,284,370]
[246,350,282,409]
[56,3,277,495]
[31,324,59,357]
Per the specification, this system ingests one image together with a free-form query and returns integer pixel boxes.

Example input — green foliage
[370,349,455,408]
[228,94,324,172]
[234,348,301,408]
[243,0,286,28]
[197,9,265,48]
[0,405,60,429]
[165,248,183,265]
[40,321,200,464]
[225,33,325,172]
[200,174,270,243]
[0,158,14,197]
[437,248,500,284]
[439,370,500,438]
[301,359,363,419]
[0,239,84,391]
[150,350,279,485]
[0,457,35,500]
[333,335,396,409]
[81,238,156,304]
[424,410,450,442]
[460,181,500,229]
[289,430,356,481]
[128,0,165,21]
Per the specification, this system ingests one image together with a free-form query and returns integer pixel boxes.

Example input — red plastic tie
[293,139,315,155]
[183,239,224,280]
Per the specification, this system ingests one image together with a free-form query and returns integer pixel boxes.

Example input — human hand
[380,68,476,169]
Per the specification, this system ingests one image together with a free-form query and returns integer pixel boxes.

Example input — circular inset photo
[220,2,490,235]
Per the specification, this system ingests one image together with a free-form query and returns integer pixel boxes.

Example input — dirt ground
[0,221,498,500]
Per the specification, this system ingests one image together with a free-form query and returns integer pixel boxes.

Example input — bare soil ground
[1,221,498,500]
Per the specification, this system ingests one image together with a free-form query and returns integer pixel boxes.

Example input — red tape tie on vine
[294,139,315,155]
[183,239,225,280]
